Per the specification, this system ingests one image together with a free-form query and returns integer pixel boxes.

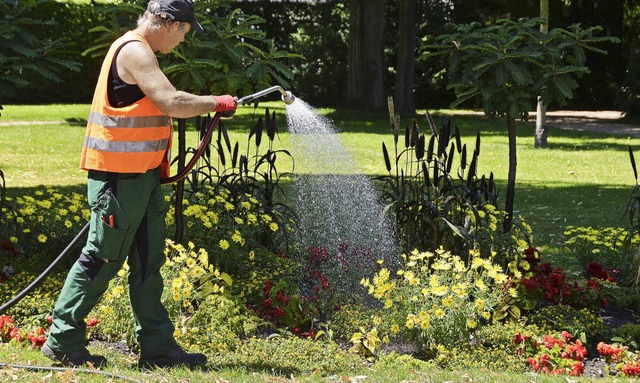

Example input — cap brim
[191,19,204,34]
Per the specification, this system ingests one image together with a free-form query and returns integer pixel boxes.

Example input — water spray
[0,85,296,315]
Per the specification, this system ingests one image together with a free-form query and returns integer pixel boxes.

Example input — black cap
[152,0,204,34]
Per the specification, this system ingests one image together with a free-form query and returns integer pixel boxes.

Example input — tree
[393,0,417,114]
[424,18,619,231]
[347,0,385,110]
[534,0,549,148]
[0,0,81,101]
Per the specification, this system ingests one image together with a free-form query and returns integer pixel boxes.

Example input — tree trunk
[503,115,517,233]
[394,0,417,115]
[174,118,186,243]
[535,0,549,148]
[347,0,386,110]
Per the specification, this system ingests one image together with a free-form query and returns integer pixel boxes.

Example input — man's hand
[212,95,237,112]
[212,95,238,117]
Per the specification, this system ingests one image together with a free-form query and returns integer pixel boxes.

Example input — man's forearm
[157,91,217,119]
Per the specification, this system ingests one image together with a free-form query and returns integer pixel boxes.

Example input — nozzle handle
[237,85,291,106]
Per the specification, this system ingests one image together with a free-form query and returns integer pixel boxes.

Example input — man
[42,0,236,369]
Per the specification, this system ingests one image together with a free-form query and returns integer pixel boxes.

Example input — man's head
[143,0,203,34]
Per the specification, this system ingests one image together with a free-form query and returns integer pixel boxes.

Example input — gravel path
[536,110,640,138]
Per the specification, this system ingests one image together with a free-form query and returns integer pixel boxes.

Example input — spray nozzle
[281,90,296,105]
[238,85,296,106]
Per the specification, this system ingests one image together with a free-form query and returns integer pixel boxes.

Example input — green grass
[1,103,640,382]
[0,343,637,383]
[1,103,638,251]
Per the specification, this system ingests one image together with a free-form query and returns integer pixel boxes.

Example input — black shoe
[138,347,207,369]
[42,343,107,368]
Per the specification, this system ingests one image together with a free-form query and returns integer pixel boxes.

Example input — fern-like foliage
[0,0,81,100]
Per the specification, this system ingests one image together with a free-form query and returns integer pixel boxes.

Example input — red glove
[212,95,237,113]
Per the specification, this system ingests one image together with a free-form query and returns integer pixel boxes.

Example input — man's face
[159,22,191,54]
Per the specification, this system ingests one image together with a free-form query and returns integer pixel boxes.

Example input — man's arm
[117,41,224,118]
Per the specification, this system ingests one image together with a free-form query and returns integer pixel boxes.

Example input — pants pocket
[86,189,130,262]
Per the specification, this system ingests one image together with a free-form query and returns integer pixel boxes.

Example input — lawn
[2,102,636,252]
[1,103,640,382]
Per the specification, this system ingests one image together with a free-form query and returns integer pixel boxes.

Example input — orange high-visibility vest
[80,31,172,178]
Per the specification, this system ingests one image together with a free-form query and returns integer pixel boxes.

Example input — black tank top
[107,40,146,108]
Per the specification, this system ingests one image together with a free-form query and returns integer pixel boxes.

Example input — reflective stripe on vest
[88,111,170,129]
[83,136,170,153]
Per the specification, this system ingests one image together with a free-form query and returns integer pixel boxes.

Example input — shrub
[0,271,64,320]
[328,303,380,341]
[0,186,88,269]
[526,305,603,346]
[167,187,287,276]
[436,321,541,373]
[613,323,640,350]
[564,225,639,284]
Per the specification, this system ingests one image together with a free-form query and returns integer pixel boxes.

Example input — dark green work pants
[46,167,178,357]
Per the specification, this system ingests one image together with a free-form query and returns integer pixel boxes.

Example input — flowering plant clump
[250,264,337,338]
[514,246,615,311]
[596,341,640,377]
[527,305,603,345]
[0,314,47,349]
[90,239,232,349]
[516,330,587,376]
[3,187,88,262]
[304,243,377,300]
[437,321,542,373]
[362,248,512,350]
[167,187,284,275]
[564,226,639,281]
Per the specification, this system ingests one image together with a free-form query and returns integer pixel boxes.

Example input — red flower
[570,362,585,376]
[86,317,99,327]
[514,333,531,345]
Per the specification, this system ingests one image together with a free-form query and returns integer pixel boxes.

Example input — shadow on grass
[65,117,87,126]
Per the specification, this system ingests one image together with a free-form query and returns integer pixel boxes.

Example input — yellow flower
[219,239,230,250]
[467,319,477,329]
[38,234,47,243]
[232,232,244,244]
[192,266,205,278]
[384,299,393,309]
[435,308,445,319]
[269,222,279,232]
